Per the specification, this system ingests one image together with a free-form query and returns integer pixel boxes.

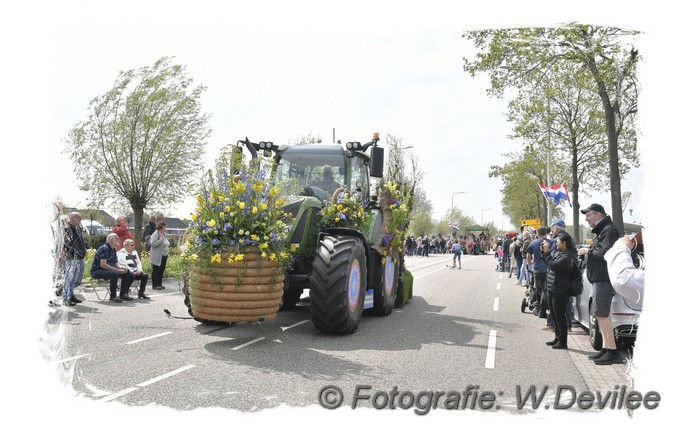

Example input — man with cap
[540,219,574,330]
[578,203,622,365]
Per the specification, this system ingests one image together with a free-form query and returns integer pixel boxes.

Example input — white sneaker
[513,281,521,285]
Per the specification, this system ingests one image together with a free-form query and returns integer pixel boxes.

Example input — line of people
[60,212,171,306]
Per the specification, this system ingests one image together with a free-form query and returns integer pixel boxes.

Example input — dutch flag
[539,182,572,207]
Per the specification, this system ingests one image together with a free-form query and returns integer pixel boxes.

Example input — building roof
[164,217,189,230]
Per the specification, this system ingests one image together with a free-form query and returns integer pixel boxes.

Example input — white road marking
[413,266,447,280]
[126,331,174,344]
[280,320,309,332]
[55,354,90,364]
[232,337,266,350]
[136,365,196,387]
[493,297,499,311]
[485,330,497,369]
[496,282,501,290]
[99,387,139,402]
[99,365,197,402]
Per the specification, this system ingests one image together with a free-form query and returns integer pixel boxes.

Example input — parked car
[81,219,107,235]
[572,246,643,350]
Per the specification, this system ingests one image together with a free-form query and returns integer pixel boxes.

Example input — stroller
[494,248,504,271]
[520,268,541,315]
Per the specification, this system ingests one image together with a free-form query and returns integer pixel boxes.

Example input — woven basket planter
[189,251,284,323]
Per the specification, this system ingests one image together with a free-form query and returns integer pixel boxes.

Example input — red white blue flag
[539,182,572,207]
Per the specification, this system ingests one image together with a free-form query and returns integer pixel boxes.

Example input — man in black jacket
[62,212,87,306]
[577,203,622,365]
[142,214,157,250]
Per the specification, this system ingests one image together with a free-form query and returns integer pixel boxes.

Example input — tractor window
[350,156,369,197]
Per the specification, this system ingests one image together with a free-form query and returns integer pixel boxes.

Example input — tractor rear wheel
[371,250,398,316]
[310,235,366,334]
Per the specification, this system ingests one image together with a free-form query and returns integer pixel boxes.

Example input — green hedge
[82,249,185,281]
[395,269,413,308]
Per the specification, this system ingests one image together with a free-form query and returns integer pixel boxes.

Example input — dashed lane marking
[280,320,309,332]
[126,331,174,344]
[231,337,266,350]
[493,297,499,311]
[54,354,90,364]
[99,365,197,402]
[485,330,497,369]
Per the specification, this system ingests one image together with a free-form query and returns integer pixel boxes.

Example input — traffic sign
[521,218,541,229]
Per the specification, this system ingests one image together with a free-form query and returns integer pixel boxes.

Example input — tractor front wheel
[310,235,366,334]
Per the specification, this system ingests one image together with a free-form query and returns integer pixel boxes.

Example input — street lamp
[481,208,491,226]
[451,191,466,213]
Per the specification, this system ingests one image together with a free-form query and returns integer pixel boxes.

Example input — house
[163,217,189,236]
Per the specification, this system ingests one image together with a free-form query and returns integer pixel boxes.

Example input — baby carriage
[494,248,504,271]
[520,268,540,315]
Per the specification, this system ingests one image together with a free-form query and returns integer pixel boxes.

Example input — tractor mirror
[369,146,384,178]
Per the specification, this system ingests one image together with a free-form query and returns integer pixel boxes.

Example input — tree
[289,132,322,145]
[66,57,211,245]
[409,211,433,237]
[505,62,624,241]
[464,24,640,234]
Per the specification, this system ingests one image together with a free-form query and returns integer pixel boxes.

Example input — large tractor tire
[371,251,399,316]
[310,235,367,334]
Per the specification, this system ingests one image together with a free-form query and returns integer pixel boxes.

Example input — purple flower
[197,237,203,243]
[212,239,220,245]
[381,233,392,247]
[229,240,236,246]
[245,238,251,245]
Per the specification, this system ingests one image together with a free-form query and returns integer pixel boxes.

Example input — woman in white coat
[149,221,170,290]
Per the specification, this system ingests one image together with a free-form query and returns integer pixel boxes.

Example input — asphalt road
[47,252,594,413]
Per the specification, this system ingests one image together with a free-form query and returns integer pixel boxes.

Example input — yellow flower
[253,183,264,192]
[269,253,277,261]
[189,254,198,261]
[280,252,289,260]
[225,205,231,212]
[208,219,216,227]
[235,254,245,262]
[238,229,244,236]
[228,254,235,263]
[260,203,267,211]
[261,252,267,258]
[269,187,279,197]
[239,202,246,210]
[252,207,258,214]
[260,242,269,250]
[275,199,284,208]
[210,253,222,264]
[335,217,340,223]
[197,195,204,203]
[337,204,343,210]
[343,208,348,214]
[219,212,225,219]
[190,212,197,222]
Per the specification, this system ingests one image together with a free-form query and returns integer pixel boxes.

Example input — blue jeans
[518,259,528,284]
[63,259,84,300]
[547,296,573,327]
[91,269,133,298]
[502,254,510,271]
[516,258,523,280]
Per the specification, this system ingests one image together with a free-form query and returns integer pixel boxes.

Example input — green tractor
[239,133,407,334]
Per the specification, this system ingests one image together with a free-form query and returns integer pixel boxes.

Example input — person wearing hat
[577,203,622,365]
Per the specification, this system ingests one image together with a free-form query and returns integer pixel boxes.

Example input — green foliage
[464,24,640,234]
[65,56,212,245]
[408,211,433,237]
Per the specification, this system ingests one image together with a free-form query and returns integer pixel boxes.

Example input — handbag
[569,257,583,297]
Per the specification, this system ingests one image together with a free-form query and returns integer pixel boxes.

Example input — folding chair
[87,278,110,301]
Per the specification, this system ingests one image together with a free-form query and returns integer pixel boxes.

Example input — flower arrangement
[373,178,413,260]
[320,190,368,230]
[184,158,292,274]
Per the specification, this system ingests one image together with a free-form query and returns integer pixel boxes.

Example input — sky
[3,1,678,426]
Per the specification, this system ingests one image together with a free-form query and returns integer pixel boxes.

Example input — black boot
[138,292,150,299]
[552,342,568,349]
[594,350,626,365]
[588,349,607,360]
[545,338,559,346]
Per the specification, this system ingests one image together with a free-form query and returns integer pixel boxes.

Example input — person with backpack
[541,232,579,350]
